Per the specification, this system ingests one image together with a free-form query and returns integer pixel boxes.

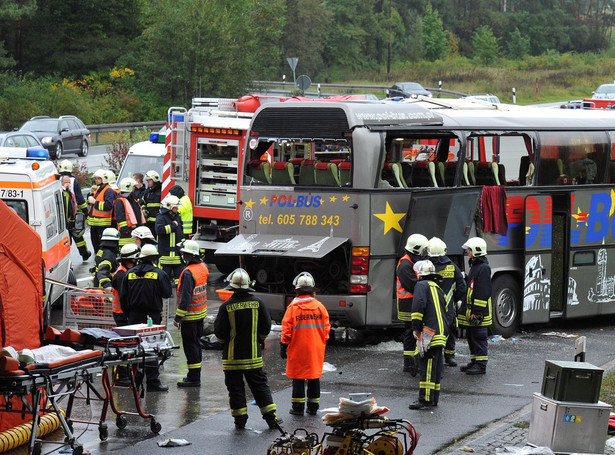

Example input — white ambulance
[0,148,72,310]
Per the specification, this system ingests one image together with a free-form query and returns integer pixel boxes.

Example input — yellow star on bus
[329,195,337,203]
[259,196,269,205]
[342,195,350,202]
[374,201,405,234]
[244,198,255,209]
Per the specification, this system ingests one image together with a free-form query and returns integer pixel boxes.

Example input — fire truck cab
[0,148,72,312]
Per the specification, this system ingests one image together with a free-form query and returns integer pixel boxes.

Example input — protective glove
[173,320,180,328]
[88,196,96,205]
[280,343,288,360]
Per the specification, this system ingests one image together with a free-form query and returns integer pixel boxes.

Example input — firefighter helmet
[162,195,180,210]
[119,177,136,193]
[405,233,428,255]
[120,243,140,260]
[93,169,105,181]
[59,160,73,173]
[462,237,488,257]
[139,244,159,259]
[131,226,155,241]
[102,170,116,184]
[414,260,436,277]
[180,239,200,257]
[145,170,160,183]
[225,268,254,291]
[293,272,319,293]
[427,237,447,257]
[100,227,120,242]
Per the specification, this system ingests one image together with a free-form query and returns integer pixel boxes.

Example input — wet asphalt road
[27,234,615,454]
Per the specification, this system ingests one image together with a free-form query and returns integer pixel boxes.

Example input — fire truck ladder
[167,107,188,182]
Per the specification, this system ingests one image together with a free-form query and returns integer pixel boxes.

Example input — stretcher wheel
[99,423,109,441]
[116,415,128,429]
[150,419,162,433]
[32,442,42,455]
[72,444,83,455]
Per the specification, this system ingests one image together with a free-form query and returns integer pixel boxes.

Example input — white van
[0,149,72,309]
[117,133,165,183]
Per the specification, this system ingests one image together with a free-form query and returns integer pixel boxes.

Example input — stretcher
[0,329,179,454]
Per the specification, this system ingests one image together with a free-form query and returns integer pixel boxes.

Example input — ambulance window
[5,200,28,223]
[55,192,65,234]
[44,197,58,239]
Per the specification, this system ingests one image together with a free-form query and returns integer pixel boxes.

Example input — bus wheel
[491,275,520,338]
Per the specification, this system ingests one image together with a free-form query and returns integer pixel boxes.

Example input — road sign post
[287,57,298,85]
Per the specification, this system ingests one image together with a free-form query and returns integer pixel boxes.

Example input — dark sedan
[387,82,433,98]
[19,115,90,159]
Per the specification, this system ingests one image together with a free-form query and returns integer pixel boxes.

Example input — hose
[0,409,64,453]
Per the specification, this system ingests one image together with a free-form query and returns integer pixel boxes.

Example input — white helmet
[120,177,136,193]
[139,244,159,259]
[293,271,318,293]
[93,169,105,180]
[145,170,160,183]
[414,259,436,277]
[101,227,120,242]
[131,226,156,241]
[427,237,447,257]
[59,160,73,173]
[120,243,140,259]
[162,195,180,210]
[462,237,488,257]
[102,170,116,184]
[405,233,428,255]
[226,268,254,291]
[180,239,200,257]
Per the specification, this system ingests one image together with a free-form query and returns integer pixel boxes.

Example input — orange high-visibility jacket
[281,295,331,379]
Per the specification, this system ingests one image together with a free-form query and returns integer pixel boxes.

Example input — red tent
[0,198,44,431]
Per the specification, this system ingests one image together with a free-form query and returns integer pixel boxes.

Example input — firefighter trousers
[291,378,320,411]
[444,332,456,359]
[180,319,204,381]
[90,225,107,255]
[418,346,443,405]
[70,231,90,260]
[403,321,418,357]
[162,263,185,286]
[224,368,276,422]
[467,326,488,370]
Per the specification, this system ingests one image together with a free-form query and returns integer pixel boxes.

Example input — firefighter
[459,237,492,375]
[60,175,90,261]
[131,226,157,247]
[105,170,120,193]
[169,185,193,237]
[426,237,466,367]
[396,233,428,376]
[58,160,87,214]
[111,243,139,387]
[281,272,330,416]
[120,244,172,391]
[213,268,280,430]
[408,260,452,410]
[142,170,162,234]
[92,228,120,290]
[173,240,209,387]
[114,178,146,246]
[87,169,116,254]
[132,172,146,201]
[155,195,184,285]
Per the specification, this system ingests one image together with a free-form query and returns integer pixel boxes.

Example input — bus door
[522,194,553,324]
[399,188,481,257]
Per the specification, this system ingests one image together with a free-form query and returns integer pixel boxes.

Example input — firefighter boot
[460,361,476,372]
[289,405,304,416]
[403,356,418,377]
[234,415,248,430]
[264,411,283,430]
[444,355,458,367]
[306,405,319,416]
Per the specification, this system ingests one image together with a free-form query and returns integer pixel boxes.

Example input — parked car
[464,93,501,104]
[387,82,433,98]
[592,83,615,100]
[19,115,90,159]
[0,131,46,151]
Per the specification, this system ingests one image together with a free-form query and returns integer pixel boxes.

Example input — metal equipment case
[528,393,611,454]
[541,360,603,403]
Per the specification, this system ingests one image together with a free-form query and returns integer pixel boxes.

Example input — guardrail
[86,121,166,144]
[251,80,468,98]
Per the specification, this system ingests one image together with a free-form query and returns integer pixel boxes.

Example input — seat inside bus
[409,161,438,187]
[247,160,272,184]
[474,162,500,185]
[298,159,316,185]
[381,162,406,188]
[271,161,296,185]
[314,162,341,186]
[338,161,351,186]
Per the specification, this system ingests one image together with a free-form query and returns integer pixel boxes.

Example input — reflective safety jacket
[59,172,87,213]
[62,188,77,224]
[459,256,492,327]
[119,262,172,316]
[93,245,118,289]
[214,291,272,371]
[141,183,161,224]
[178,195,193,236]
[155,209,184,265]
[281,295,331,379]
[111,264,128,314]
[411,279,450,349]
[175,262,209,322]
[114,193,146,245]
[430,256,467,310]
[396,253,420,321]
[87,184,116,227]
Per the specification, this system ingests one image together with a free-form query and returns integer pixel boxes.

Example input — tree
[446,31,459,57]
[505,28,530,59]
[0,0,37,71]
[472,25,499,64]
[422,2,447,61]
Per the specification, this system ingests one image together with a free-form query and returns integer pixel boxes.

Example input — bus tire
[491,274,521,338]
